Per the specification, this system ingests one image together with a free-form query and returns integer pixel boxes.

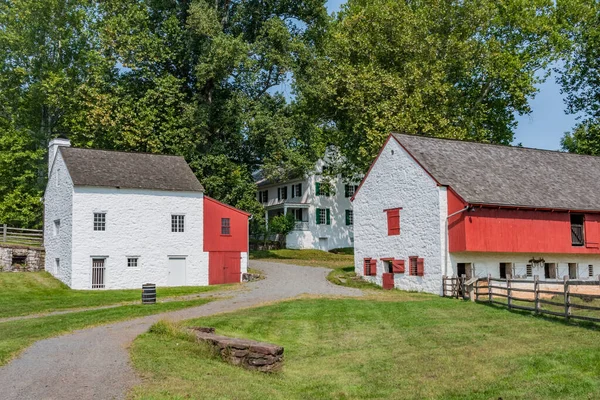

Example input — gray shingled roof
[392,133,600,211]
[59,147,204,192]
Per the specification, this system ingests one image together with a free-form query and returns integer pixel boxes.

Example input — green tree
[559,0,600,154]
[268,213,296,247]
[300,0,561,172]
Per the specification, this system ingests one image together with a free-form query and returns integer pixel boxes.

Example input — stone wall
[0,244,45,272]
[191,327,283,372]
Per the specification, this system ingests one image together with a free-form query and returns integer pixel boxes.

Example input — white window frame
[171,214,185,232]
[93,212,106,231]
[127,257,140,268]
[317,208,327,225]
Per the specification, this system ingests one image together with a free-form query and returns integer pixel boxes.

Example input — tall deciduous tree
[300,0,561,172]
[559,0,600,154]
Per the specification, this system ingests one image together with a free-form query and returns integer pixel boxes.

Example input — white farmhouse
[353,133,600,294]
[254,157,359,251]
[44,138,249,289]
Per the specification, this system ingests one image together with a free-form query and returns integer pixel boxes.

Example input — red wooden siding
[209,251,241,284]
[386,208,401,236]
[203,196,249,252]
[447,191,600,254]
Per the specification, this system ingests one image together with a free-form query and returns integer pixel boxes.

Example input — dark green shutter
[344,184,349,198]
[316,208,321,224]
[345,210,350,225]
[326,209,331,225]
[315,182,321,196]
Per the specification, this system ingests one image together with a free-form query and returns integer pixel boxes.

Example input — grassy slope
[0,297,213,366]
[131,297,600,400]
[0,272,225,318]
[250,249,354,269]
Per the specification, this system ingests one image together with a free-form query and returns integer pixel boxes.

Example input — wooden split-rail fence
[1,224,43,247]
[442,274,600,324]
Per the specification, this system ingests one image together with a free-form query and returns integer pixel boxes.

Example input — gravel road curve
[0,261,361,400]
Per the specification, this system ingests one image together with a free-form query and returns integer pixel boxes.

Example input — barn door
[209,252,241,284]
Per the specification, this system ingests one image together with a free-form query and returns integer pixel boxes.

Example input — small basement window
[12,255,27,267]
[569,263,578,279]
[499,263,512,279]
[571,214,584,246]
[127,257,139,268]
[589,265,594,277]
[526,264,533,277]
[221,218,231,235]
[544,263,557,279]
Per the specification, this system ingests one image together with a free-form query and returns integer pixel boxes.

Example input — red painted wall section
[203,196,249,252]
[448,205,600,254]
[447,190,467,252]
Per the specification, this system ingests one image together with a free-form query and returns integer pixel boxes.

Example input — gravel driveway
[0,261,361,400]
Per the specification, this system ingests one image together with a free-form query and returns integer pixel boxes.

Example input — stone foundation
[190,327,284,372]
[0,244,45,272]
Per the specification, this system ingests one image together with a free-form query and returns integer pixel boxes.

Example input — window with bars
[221,218,231,235]
[345,210,353,225]
[93,213,106,231]
[589,265,594,277]
[171,215,185,232]
[526,264,533,277]
[127,257,139,268]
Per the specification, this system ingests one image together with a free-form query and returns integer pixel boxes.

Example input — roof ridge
[392,132,600,160]
[62,146,185,159]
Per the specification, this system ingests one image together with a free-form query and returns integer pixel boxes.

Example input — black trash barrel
[142,283,156,304]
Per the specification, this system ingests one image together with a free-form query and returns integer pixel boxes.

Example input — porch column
[265,209,269,229]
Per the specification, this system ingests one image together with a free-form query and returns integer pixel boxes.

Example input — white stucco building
[353,133,600,294]
[254,155,360,251]
[44,138,249,289]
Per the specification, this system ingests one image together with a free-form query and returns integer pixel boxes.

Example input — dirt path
[0,261,362,400]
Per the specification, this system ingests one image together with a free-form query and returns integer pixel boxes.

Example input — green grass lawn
[0,272,227,318]
[0,297,213,366]
[130,296,600,400]
[250,249,354,269]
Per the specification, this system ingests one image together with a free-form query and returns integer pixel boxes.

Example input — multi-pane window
[293,209,303,221]
[127,257,139,268]
[316,208,330,225]
[315,182,331,196]
[292,183,302,198]
[221,218,231,235]
[344,184,359,198]
[53,219,60,236]
[258,190,268,203]
[277,186,288,201]
[93,213,106,231]
[171,215,185,232]
[345,210,353,225]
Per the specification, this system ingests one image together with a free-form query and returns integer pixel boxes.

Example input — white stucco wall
[44,150,74,286]
[450,252,600,281]
[70,187,207,289]
[353,138,445,294]
[241,251,248,274]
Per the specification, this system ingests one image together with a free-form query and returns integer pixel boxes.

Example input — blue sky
[325,0,578,150]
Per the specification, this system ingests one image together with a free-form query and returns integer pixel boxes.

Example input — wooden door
[168,257,187,286]
[209,251,241,284]
[382,273,394,290]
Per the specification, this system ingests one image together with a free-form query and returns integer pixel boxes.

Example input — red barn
[203,196,250,285]
[353,133,600,294]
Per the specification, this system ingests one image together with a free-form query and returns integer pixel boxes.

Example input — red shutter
[392,259,405,273]
[370,259,377,276]
[417,258,424,276]
[387,209,400,236]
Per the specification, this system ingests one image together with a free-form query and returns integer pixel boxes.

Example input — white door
[168,257,186,286]
[319,237,328,251]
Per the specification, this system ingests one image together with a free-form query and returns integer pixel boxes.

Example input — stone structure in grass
[190,327,283,372]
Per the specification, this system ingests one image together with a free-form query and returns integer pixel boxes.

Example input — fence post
[507,276,512,310]
[2,224,6,243]
[442,275,446,297]
[461,274,466,300]
[534,275,540,314]
[563,275,570,321]
[488,273,492,303]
